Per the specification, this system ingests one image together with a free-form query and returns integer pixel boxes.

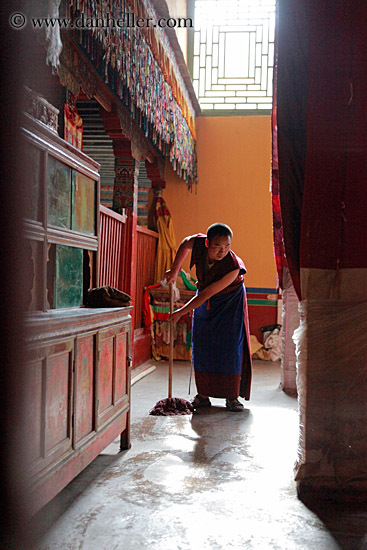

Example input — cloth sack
[86,286,131,308]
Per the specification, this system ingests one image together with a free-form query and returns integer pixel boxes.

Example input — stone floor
[33,360,367,550]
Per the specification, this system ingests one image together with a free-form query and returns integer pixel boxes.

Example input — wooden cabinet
[22,110,100,312]
[22,101,132,514]
[25,308,132,514]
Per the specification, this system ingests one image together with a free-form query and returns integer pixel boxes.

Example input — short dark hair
[206,223,233,242]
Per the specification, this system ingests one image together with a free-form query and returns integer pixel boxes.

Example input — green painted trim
[152,305,170,313]
[152,305,183,313]
[247,299,277,306]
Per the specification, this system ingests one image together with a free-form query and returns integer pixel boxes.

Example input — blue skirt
[192,285,246,398]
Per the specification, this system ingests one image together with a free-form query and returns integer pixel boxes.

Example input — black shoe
[191,394,212,409]
[225,398,244,412]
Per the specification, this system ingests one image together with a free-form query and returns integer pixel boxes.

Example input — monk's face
[206,235,231,262]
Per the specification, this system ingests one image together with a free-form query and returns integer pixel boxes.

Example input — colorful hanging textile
[67,0,197,187]
[64,94,83,150]
[143,282,161,333]
[154,196,176,283]
[179,269,197,291]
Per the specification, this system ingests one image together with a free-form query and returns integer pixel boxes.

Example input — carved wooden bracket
[145,157,166,189]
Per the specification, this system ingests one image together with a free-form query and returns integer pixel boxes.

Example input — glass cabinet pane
[72,171,96,235]
[54,245,83,308]
[24,142,42,222]
[48,156,71,229]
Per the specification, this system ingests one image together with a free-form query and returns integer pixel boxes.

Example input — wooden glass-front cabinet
[22,110,132,514]
[23,111,99,311]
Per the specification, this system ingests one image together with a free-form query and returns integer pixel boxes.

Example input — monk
[165,223,252,411]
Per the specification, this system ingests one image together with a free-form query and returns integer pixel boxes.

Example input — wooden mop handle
[169,282,174,398]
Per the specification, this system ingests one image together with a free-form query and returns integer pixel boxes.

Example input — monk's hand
[169,310,183,324]
[164,269,177,285]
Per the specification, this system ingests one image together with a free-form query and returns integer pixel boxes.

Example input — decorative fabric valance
[68,0,197,188]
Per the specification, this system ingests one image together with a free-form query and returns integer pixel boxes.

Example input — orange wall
[164,116,277,289]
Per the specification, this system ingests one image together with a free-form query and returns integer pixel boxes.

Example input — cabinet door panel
[114,331,127,405]
[97,334,114,424]
[26,339,74,474]
[97,324,129,428]
[75,333,96,445]
[26,359,44,466]
[45,348,73,458]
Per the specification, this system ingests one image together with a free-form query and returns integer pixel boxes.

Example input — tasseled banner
[68,0,198,187]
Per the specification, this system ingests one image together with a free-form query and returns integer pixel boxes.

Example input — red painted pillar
[112,140,140,307]
[101,109,140,337]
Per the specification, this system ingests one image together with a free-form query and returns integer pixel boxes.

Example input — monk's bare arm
[169,269,240,323]
[164,235,196,284]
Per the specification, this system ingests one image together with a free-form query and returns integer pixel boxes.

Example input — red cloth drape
[271,3,287,291]
[272,1,367,298]
[300,3,367,273]
[272,1,309,299]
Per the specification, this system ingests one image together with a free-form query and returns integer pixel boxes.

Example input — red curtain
[271,3,286,291]
[272,1,367,299]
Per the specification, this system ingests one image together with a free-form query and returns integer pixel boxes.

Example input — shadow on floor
[189,405,252,464]
[300,495,367,550]
[31,450,126,544]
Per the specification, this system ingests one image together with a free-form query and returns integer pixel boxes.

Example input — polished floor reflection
[34,360,367,550]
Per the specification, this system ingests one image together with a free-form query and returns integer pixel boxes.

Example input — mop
[149,283,194,416]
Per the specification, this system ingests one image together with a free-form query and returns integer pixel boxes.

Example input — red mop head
[149,397,194,416]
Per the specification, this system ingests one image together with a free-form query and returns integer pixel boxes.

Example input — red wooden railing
[99,205,158,330]
[135,226,158,329]
[98,204,126,288]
